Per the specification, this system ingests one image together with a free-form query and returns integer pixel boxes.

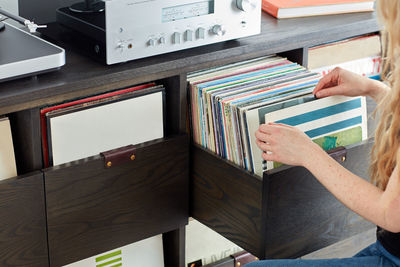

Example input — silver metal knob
[148,39,156,46]
[116,41,125,50]
[185,30,193,41]
[197,27,206,39]
[236,0,255,12]
[172,32,181,44]
[211,25,226,36]
[159,36,166,44]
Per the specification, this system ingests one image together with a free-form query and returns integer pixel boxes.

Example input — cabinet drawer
[191,140,374,259]
[45,135,189,267]
[0,173,48,267]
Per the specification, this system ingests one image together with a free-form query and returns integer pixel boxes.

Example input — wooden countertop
[0,11,379,115]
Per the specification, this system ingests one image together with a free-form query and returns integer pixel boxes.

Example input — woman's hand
[313,67,389,102]
[255,123,321,167]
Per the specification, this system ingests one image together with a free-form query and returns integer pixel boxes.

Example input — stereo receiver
[56,0,261,64]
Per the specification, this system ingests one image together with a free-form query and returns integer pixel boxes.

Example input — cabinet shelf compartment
[44,134,189,267]
[0,172,48,267]
[191,139,374,260]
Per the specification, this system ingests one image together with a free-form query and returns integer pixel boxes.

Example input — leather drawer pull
[327,146,347,163]
[231,251,259,266]
[100,145,136,168]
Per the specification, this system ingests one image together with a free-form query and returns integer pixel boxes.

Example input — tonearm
[0,7,46,33]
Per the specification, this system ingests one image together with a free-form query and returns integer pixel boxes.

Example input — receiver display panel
[162,0,214,22]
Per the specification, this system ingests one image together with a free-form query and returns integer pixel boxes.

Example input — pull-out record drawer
[44,135,189,267]
[0,172,48,267]
[191,139,374,260]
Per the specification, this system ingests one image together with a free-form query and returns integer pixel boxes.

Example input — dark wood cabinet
[0,173,48,267]
[191,140,374,260]
[45,136,189,266]
[0,10,381,266]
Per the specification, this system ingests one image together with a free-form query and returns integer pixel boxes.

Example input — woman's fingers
[262,152,275,162]
[313,67,344,96]
[256,139,272,152]
[313,71,338,94]
[315,84,347,98]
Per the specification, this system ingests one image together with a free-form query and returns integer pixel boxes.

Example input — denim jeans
[245,241,400,266]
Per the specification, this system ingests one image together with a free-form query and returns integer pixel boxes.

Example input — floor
[301,228,376,259]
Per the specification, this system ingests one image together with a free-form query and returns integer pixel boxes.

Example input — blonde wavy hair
[370,0,400,190]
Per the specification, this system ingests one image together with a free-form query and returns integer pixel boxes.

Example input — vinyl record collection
[41,83,165,167]
[188,55,367,176]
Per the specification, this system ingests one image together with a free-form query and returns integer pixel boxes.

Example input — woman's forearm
[367,79,390,103]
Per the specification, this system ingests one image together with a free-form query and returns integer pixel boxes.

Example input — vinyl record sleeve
[63,235,164,267]
[45,86,165,166]
[245,94,317,175]
[40,83,156,167]
[0,117,17,180]
[217,73,319,164]
[192,60,304,152]
[263,95,367,171]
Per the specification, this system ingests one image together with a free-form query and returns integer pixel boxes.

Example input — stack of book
[308,34,382,79]
[262,0,375,19]
[188,56,367,177]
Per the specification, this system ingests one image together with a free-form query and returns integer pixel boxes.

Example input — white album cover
[186,218,242,266]
[0,117,17,180]
[63,235,164,267]
[48,91,164,165]
[264,95,367,171]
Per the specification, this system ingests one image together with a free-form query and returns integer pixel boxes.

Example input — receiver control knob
[148,39,156,46]
[159,36,166,44]
[211,25,226,36]
[116,41,125,50]
[185,30,194,41]
[196,27,206,39]
[172,32,181,44]
[236,0,255,12]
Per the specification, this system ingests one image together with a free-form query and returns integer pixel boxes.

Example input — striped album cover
[264,95,367,171]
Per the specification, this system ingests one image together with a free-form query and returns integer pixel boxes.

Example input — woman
[248,1,400,266]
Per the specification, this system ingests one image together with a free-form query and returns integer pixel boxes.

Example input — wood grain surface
[191,145,264,256]
[8,108,43,174]
[192,140,375,260]
[0,12,379,115]
[0,173,48,267]
[45,135,189,267]
[262,140,375,259]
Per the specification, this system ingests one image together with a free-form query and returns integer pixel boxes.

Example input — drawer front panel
[191,145,264,256]
[264,140,374,259]
[45,135,189,267]
[0,173,48,267]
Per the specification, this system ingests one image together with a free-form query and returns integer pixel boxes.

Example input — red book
[262,0,374,19]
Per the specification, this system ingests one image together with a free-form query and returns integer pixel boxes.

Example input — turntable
[0,8,65,82]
